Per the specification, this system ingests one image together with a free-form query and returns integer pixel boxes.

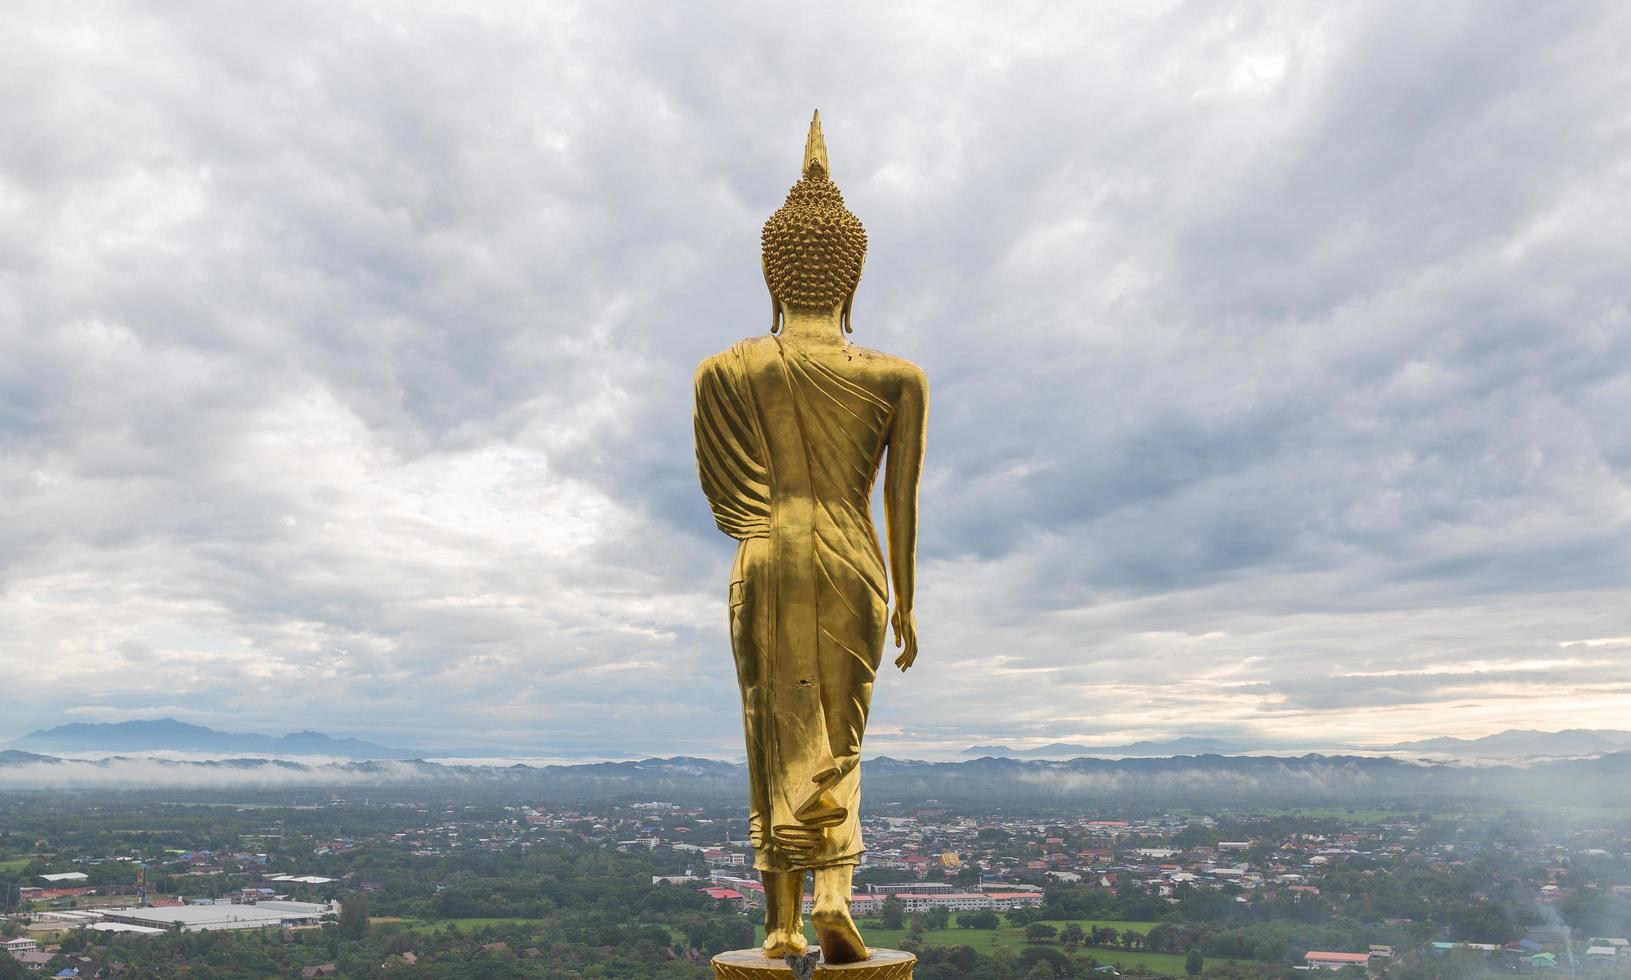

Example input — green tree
[1021,945,1071,977]
[1008,906,1044,926]
[1025,922,1059,943]
[1187,948,1205,976]
[338,892,369,940]
[1060,922,1085,947]
[881,896,905,929]
[384,932,414,955]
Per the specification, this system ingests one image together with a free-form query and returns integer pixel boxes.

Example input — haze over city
[3,1,1629,759]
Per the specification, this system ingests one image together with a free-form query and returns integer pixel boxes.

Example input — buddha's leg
[761,870,807,957]
[760,868,783,955]
[812,864,868,964]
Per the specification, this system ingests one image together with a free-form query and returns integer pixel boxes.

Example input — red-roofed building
[699,886,746,910]
[18,886,99,901]
[1305,951,1372,970]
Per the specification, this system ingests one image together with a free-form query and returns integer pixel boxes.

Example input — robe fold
[694,336,891,872]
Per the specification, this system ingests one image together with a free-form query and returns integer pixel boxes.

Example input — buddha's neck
[778,307,845,345]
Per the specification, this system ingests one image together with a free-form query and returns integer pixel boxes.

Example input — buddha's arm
[884,364,928,671]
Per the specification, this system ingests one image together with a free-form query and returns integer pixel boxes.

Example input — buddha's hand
[891,606,918,672]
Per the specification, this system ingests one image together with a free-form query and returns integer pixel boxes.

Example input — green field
[754,916,1261,976]
[749,917,1247,975]
[845,918,1157,953]
[0,857,36,872]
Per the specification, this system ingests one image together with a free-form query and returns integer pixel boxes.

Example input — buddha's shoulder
[846,345,928,389]
[694,337,776,378]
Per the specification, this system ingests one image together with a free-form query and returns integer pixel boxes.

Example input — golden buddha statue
[694,112,928,969]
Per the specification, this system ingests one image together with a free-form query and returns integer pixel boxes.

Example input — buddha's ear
[762,255,782,334]
[842,254,865,334]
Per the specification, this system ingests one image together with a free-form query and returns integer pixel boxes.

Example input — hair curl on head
[761,162,867,316]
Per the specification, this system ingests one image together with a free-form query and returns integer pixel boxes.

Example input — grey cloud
[1,0,1628,754]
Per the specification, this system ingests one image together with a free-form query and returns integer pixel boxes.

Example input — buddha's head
[762,111,868,333]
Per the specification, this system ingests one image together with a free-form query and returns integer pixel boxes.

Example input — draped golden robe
[694,335,894,872]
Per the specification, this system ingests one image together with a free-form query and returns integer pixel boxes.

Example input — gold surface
[712,948,915,979]
[694,112,928,965]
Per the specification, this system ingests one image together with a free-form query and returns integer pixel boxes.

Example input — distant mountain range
[1382,728,1631,757]
[963,737,1252,758]
[12,720,1629,770]
[964,729,1631,760]
[3,748,1630,806]
[6,719,421,760]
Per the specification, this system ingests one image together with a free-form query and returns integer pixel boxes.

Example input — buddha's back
[692,111,926,967]
[737,335,919,514]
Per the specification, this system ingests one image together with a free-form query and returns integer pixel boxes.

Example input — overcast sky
[2,1,1629,758]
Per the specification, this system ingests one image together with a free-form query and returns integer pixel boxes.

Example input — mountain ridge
[3,748,1630,806]
[16,720,1631,766]
[1382,728,1631,757]
[7,718,421,760]
[962,736,1251,758]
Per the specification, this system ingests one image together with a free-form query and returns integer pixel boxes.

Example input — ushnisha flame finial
[802,109,830,176]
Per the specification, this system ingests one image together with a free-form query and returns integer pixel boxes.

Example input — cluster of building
[684,876,1046,916]
[8,795,1631,975]
[3,896,338,973]
[1413,935,1631,972]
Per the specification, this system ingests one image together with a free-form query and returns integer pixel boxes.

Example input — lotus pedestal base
[711,948,915,979]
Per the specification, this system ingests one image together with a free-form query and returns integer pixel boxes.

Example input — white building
[35,910,106,926]
[868,882,953,896]
[99,900,332,932]
[987,892,1045,911]
[90,923,168,936]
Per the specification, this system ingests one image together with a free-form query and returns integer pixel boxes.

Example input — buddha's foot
[811,901,868,964]
[763,927,808,958]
